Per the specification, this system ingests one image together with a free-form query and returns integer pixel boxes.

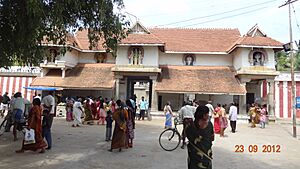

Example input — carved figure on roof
[183,54,195,66]
[249,49,268,66]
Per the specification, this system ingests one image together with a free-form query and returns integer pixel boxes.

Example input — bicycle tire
[159,128,181,151]
[0,119,7,136]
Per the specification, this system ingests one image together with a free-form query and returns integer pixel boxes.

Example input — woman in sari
[186,105,214,169]
[213,104,221,134]
[125,99,135,148]
[219,105,228,137]
[65,97,74,122]
[16,98,47,153]
[98,100,106,125]
[83,99,93,124]
[109,100,128,152]
[164,101,173,129]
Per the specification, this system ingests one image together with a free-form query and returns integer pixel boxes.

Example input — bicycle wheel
[159,128,181,151]
[0,119,7,136]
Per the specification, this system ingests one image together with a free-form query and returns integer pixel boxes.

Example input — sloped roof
[74,30,106,51]
[156,66,246,95]
[149,28,241,53]
[235,36,283,47]
[31,64,115,89]
[120,33,164,45]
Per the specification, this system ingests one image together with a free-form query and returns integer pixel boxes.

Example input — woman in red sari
[16,98,47,153]
[213,104,221,134]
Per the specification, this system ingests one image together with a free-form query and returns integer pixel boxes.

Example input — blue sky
[123,0,300,44]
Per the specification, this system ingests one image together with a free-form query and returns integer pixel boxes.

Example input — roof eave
[118,43,164,46]
[165,51,228,55]
[228,44,283,53]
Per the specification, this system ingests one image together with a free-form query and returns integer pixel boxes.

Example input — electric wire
[291,3,300,34]
[181,5,272,27]
[156,0,279,27]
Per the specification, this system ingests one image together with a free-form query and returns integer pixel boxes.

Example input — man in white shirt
[178,101,197,149]
[229,103,238,133]
[41,91,55,150]
[205,101,215,120]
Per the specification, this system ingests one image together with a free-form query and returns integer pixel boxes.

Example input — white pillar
[61,68,66,78]
[150,75,158,111]
[115,75,122,100]
[267,80,276,122]
[239,82,247,114]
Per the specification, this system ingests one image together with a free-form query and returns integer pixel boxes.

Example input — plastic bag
[24,129,35,145]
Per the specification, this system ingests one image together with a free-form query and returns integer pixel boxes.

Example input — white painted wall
[61,50,79,66]
[233,48,276,70]
[78,52,96,63]
[116,46,159,66]
[159,52,232,66]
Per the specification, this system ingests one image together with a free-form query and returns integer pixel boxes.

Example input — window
[128,47,144,65]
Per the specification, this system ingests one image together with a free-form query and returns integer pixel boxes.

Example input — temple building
[2,22,290,118]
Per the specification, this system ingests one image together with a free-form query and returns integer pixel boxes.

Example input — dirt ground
[0,117,300,169]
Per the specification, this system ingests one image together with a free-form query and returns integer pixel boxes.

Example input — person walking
[219,105,228,137]
[109,100,128,152]
[260,104,267,129]
[41,91,55,150]
[125,99,135,148]
[105,110,113,141]
[205,100,215,120]
[15,98,47,153]
[164,101,173,129]
[213,104,221,134]
[228,103,237,133]
[178,101,196,149]
[186,105,214,169]
[138,96,147,120]
[72,98,83,127]
[10,92,30,141]
[1,92,11,118]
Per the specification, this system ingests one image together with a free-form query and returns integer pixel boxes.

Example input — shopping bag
[24,129,36,145]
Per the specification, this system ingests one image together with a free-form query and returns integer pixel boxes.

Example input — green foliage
[0,0,129,67]
[275,51,290,71]
[275,51,300,71]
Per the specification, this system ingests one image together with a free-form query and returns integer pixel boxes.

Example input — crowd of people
[0,91,151,153]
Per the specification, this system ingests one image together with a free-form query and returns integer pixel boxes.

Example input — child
[105,110,113,141]
[260,104,267,129]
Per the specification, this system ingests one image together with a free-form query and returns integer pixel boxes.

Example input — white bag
[24,129,35,145]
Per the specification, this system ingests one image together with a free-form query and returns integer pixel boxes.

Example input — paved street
[0,117,300,169]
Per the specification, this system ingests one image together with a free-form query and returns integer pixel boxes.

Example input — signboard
[296,97,300,109]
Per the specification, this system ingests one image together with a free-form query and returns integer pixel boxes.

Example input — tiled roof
[235,36,283,47]
[75,30,106,51]
[120,33,164,45]
[149,28,241,52]
[43,25,283,53]
[31,64,115,89]
[156,66,246,95]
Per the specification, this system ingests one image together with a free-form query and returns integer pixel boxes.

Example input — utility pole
[279,0,299,138]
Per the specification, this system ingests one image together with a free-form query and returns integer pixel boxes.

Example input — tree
[275,51,290,71]
[275,50,300,71]
[0,0,129,67]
